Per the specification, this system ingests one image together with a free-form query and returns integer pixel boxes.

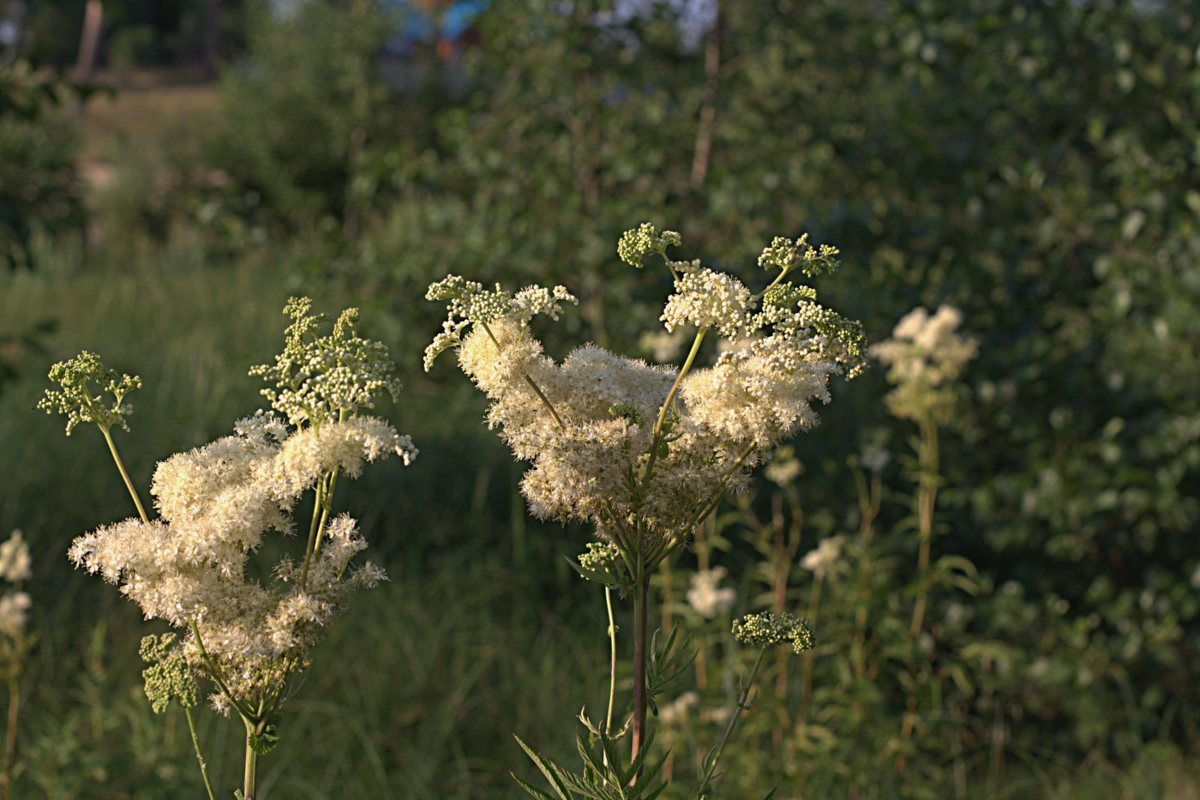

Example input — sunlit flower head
[871,305,977,424]
[426,224,866,556]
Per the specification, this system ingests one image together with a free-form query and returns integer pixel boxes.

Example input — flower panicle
[249,297,404,427]
[758,234,840,279]
[38,350,142,435]
[423,277,577,371]
[427,225,867,561]
[617,222,683,268]
[140,633,199,713]
[733,611,814,654]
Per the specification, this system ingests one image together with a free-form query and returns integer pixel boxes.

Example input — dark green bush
[0,60,84,269]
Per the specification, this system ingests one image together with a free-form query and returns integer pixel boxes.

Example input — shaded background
[0,0,1198,797]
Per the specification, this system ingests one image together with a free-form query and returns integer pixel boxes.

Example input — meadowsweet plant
[871,305,978,636]
[425,223,866,797]
[40,298,416,800]
[871,305,979,767]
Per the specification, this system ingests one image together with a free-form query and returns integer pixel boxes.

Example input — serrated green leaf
[248,724,279,755]
[567,558,622,589]
[513,774,560,800]
[514,735,574,800]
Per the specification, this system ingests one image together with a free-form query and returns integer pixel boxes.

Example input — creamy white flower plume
[68,413,409,712]
[871,305,977,424]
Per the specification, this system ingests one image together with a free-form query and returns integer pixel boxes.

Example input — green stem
[99,425,150,523]
[694,646,770,798]
[191,621,254,721]
[909,419,940,638]
[311,469,340,567]
[630,564,650,778]
[300,474,327,588]
[481,321,567,432]
[242,716,258,800]
[642,329,707,491]
[601,585,618,780]
[604,587,618,736]
[185,707,216,800]
[683,441,757,532]
[524,375,566,430]
[1,678,16,800]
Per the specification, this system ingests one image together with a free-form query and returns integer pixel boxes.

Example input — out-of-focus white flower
[0,591,29,638]
[870,305,977,424]
[764,446,802,487]
[801,535,844,579]
[0,530,31,583]
[658,690,700,725]
[639,329,687,363]
[687,566,737,619]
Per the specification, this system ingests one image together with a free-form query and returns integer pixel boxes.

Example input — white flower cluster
[68,412,411,710]
[661,267,755,341]
[249,298,405,427]
[426,227,867,551]
[870,305,978,424]
[0,530,31,640]
[800,535,844,579]
[686,566,737,618]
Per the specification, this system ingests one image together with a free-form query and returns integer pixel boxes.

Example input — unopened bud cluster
[733,611,814,654]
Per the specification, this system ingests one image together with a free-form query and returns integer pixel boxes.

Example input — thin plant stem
[630,562,650,777]
[642,328,707,490]
[694,646,770,798]
[185,706,217,800]
[798,573,823,727]
[602,586,618,780]
[604,587,618,735]
[481,321,567,431]
[524,375,566,430]
[243,716,259,800]
[99,426,150,523]
[1,678,16,800]
[191,621,254,721]
[300,474,327,588]
[311,469,340,566]
[909,419,940,637]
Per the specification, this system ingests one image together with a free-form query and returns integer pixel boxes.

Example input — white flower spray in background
[0,531,31,800]
[40,298,416,800]
[426,223,867,797]
[871,305,978,762]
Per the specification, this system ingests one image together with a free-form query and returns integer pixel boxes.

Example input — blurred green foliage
[0,61,84,269]
[2,0,1199,796]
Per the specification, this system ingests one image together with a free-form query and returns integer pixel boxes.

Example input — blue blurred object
[385,0,490,44]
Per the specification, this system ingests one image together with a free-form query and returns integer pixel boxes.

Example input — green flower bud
[733,611,814,654]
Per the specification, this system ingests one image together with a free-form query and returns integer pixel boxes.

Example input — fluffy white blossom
[661,267,755,341]
[0,530,31,641]
[686,567,737,618]
[426,225,866,556]
[0,531,31,583]
[870,305,978,424]
[68,414,407,711]
[801,535,845,579]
